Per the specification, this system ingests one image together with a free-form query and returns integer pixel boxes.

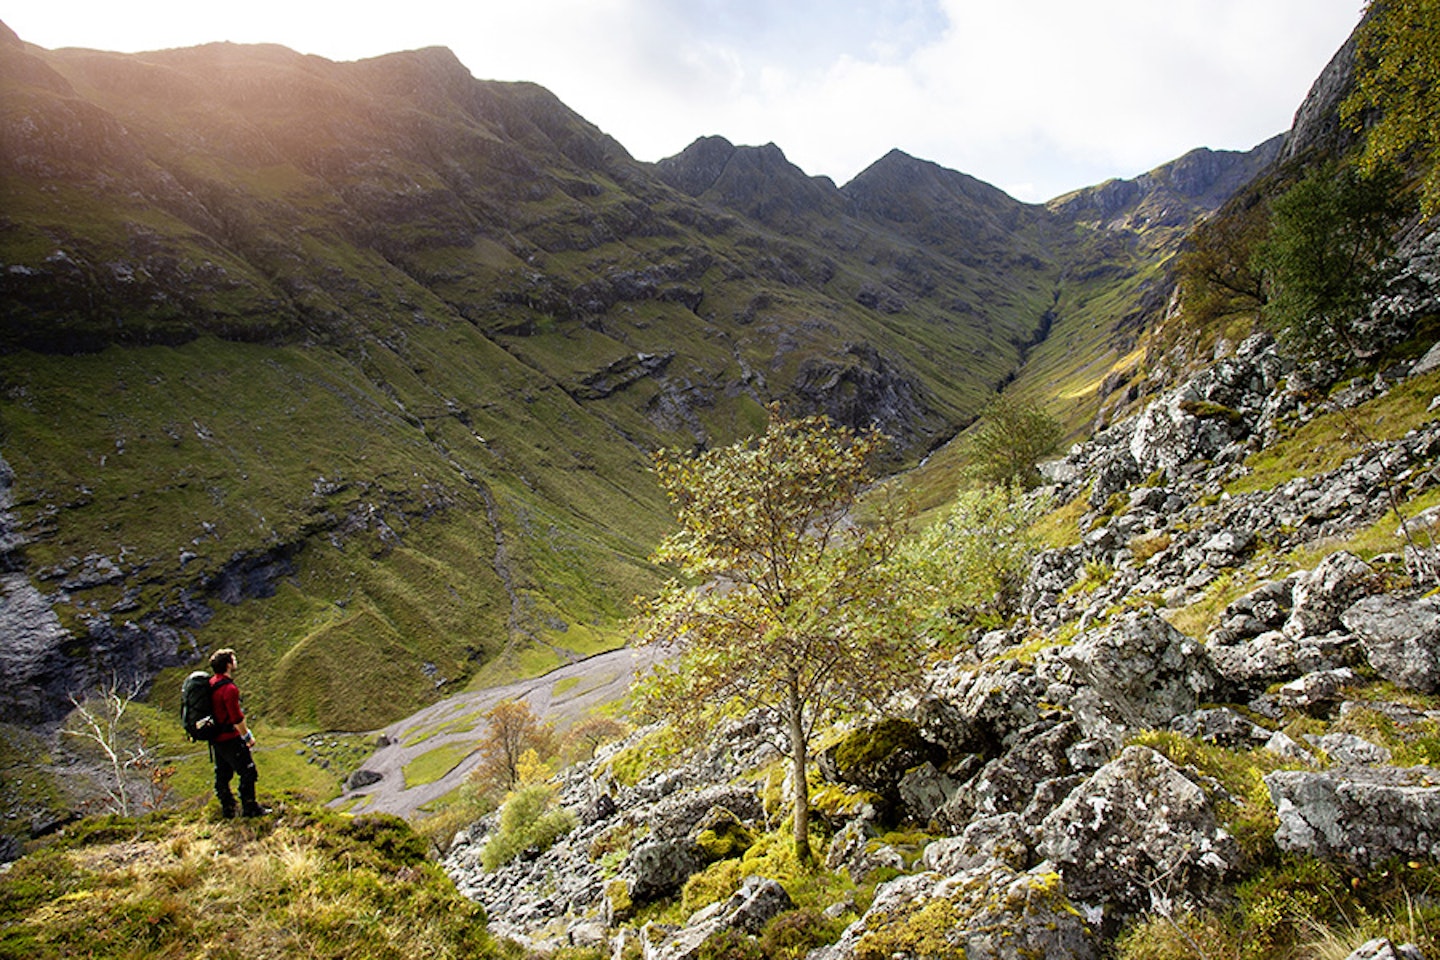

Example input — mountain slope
[0,22,1273,736]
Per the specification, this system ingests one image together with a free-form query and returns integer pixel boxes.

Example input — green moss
[695,818,755,862]
[606,726,684,787]
[826,719,925,783]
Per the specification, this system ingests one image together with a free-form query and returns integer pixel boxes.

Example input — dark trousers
[212,737,259,813]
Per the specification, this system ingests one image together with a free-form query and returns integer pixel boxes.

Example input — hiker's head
[210,648,237,675]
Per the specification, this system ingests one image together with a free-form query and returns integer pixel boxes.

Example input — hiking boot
[241,804,271,818]
[220,805,238,820]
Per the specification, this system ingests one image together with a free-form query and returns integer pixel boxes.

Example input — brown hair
[209,648,236,674]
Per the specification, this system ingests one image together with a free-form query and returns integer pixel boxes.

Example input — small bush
[481,783,576,871]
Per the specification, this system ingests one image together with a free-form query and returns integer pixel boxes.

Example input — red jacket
[210,674,243,742]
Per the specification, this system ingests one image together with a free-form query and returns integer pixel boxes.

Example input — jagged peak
[654,135,738,196]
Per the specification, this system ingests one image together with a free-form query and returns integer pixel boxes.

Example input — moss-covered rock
[834,862,1096,960]
[818,719,940,797]
[692,806,755,862]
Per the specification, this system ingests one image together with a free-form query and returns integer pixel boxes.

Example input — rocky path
[334,645,663,819]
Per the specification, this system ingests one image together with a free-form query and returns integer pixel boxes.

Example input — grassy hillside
[0,803,518,959]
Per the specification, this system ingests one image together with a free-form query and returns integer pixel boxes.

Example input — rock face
[1061,614,1217,740]
[1266,766,1440,869]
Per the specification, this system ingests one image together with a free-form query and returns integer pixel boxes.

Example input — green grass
[1228,370,1440,496]
[403,742,477,789]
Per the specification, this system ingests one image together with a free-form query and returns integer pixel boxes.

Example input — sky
[3,0,1365,203]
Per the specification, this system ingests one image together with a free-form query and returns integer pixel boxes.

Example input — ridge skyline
[3,0,1361,203]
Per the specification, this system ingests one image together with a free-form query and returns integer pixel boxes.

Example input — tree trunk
[786,682,812,866]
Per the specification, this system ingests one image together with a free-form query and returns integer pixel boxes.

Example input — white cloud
[4,0,1363,201]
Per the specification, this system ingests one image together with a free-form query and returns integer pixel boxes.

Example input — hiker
[208,647,266,818]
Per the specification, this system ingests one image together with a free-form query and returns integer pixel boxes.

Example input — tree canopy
[963,395,1063,489]
[637,406,927,863]
[1254,163,1408,362]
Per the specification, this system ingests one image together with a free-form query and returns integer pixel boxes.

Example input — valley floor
[338,645,664,818]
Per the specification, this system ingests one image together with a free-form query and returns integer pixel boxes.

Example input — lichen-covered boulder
[922,813,1030,875]
[1170,707,1271,748]
[898,761,962,824]
[649,785,764,841]
[824,819,903,883]
[1036,745,1237,913]
[1061,614,1218,739]
[938,721,1078,829]
[1265,765,1440,869]
[1342,593,1440,693]
[625,839,706,904]
[813,862,1097,960]
[915,659,1047,756]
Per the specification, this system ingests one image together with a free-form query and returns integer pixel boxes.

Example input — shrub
[480,783,576,871]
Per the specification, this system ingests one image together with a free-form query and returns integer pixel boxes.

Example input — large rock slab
[1342,594,1440,693]
[1265,765,1440,869]
[1061,614,1218,739]
[1036,745,1237,913]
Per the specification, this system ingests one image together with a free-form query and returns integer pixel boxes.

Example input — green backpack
[181,671,233,742]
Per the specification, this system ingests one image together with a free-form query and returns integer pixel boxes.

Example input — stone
[1170,707,1270,747]
[1264,730,1317,765]
[1209,630,1305,695]
[1341,939,1426,960]
[1285,551,1376,639]
[1275,668,1358,716]
[1266,765,1440,869]
[818,718,939,796]
[640,876,793,960]
[649,785,763,841]
[1342,594,1440,693]
[915,659,1047,756]
[825,819,900,883]
[346,769,383,790]
[1316,732,1392,766]
[898,761,961,824]
[1061,613,1218,738]
[1036,745,1237,913]
[626,840,705,904]
[944,721,1077,825]
[922,813,1030,874]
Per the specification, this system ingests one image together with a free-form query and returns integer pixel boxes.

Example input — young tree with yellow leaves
[637,406,928,865]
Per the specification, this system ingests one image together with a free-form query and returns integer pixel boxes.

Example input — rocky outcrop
[1267,766,1440,869]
